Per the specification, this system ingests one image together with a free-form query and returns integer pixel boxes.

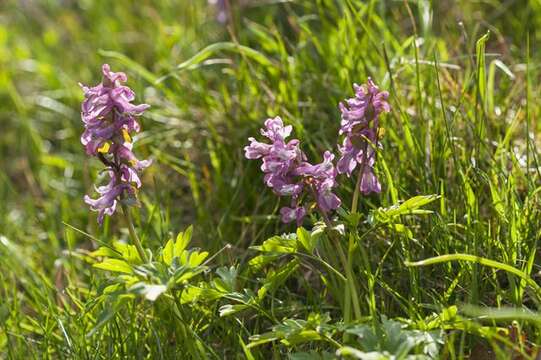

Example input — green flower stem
[346,132,381,322]
[309,181,362,322]
[121,203,149,263]
[344,164,368,322]
[318,207,362,321]
[350,164,364,215]
[342,165,366,326]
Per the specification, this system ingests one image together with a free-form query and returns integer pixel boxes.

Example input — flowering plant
[81,64,151,225]
[245,116,341,226]
[245,79,390,225]
[80,64,151,261]
[244,78,392,323]
[337,78,390,194]
[75,68,443,357]
[79,66,218,318]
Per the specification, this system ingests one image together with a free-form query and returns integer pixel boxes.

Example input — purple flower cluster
[81,64,151,224]
[245,117,341,225]
[337,78,390,194]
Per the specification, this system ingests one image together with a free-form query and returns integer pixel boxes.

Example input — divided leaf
[93,259,133,274]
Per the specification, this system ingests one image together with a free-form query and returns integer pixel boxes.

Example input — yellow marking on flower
[121,128,132,143]
[97,142,111,153]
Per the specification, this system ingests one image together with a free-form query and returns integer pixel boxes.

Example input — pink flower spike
[80,64,151,224]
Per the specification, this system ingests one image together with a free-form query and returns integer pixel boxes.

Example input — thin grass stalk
[314,191,362,321]
[121,204,149,263]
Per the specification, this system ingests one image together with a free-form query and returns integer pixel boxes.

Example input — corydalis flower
[80,64,149,157]
[81,64,151,224]
[245,117,341,225]
[337,79,390,194]
[297,151,341,212]
[84,169,132,224]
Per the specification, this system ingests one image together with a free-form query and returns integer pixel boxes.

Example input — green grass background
[1,0,541,358]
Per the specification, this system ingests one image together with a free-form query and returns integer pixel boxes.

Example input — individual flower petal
[296,151,336,179]
[359,167,381,194]
[273,182,304,197]
[116,145,152,170]
[102,63,127,86]
[317,190,341,213]
[84,182,128,225]
[111,86,151,115]
[260,116,292,142]
[118,115,141,133]
[80,87,113,124]
[337,138,360,176]
[280,206,306,226]
[93,170,116,194]
[244,137,272,159]
[120,165,142,188]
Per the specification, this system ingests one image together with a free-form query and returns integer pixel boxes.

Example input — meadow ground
[1,1,541,359]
